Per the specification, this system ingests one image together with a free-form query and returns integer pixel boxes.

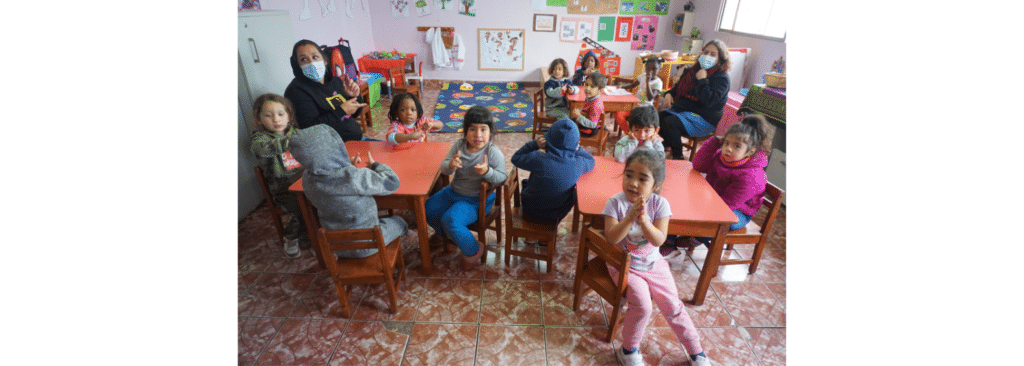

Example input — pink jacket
[692,137,767,216]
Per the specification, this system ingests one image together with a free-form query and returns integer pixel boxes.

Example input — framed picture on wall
[534,14,556,32]
[479,28,526,71]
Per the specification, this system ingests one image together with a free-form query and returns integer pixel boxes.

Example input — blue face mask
[698,54,717,70]
[301,61,326,81]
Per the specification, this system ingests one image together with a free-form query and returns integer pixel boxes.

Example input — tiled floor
[239,81,786,365]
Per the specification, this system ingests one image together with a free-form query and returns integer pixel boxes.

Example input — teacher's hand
[695,68,707,80]
[343,76,361,98]
[341,98,367,116]
[661,95,674,109]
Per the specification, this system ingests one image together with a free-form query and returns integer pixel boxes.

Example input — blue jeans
[361,137,382,141]
[698,209,752,243]
[425,186,495,256]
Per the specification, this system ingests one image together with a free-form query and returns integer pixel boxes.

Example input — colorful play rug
[433,82,534,133]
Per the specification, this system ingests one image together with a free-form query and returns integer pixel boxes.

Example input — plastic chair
[531,89,558,141]
[387,67,419,100]
[502,168,561,271]
[315,225,407,318]
[571,224,629,343]
[687,182,784,274]
[253,166,289,246]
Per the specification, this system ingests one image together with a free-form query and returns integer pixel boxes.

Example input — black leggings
[658,111,694,159]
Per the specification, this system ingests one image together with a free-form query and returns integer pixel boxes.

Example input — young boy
[288,124,408,258]
[511,118,596,232]
[573,72,607,138]
[613,105,666,163]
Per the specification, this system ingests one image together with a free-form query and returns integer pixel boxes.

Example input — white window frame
[716,0,786,42]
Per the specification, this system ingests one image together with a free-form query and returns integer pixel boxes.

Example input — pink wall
[256,0,378,64]
[691,0,786,89]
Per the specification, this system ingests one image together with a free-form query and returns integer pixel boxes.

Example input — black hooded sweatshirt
[283,51,365,141]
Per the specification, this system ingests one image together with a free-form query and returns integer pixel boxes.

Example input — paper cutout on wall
[567,0,620,14]
[414,0,431,16]
[300,0,312,20]
[614,16,633,42]
[597,16,616,41]
[238,0,260,10]
[459,0,476,16]
[391,0,410,17]
[619,0,669,15]
[560,17,594,43]
[479,29,525,71]
[435,0,452,10]
[547,0,568,6]
[630,15,657,50]
[532,0,547,11]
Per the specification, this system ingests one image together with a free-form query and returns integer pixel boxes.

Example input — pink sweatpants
[607,259,703,355]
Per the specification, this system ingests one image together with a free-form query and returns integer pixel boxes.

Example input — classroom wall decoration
[390,0,411,17]
[459,0,476,16]
[434,0,452,10]
[546,0,568,6]
[479,29,525,71]
[560,16,594,42]
[614,16,633,42]
[534,14,557,32]
[630,15,658,50]
[567,0,620,15]
[597,16,616,41]
[239,0,260,10]
[619,1,670,15]
[414,0,431,16]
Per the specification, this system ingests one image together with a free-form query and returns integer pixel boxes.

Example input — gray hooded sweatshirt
[289,124,408,258]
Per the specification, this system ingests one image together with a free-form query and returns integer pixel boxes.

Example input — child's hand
[695,68,707,80]
[366,151,376,167]
[560,85,567,94]
[572,109,582,118]
[473,155,489,175]
[627,195,645,221]
[349,152,362,166]
[629,131,640,143]
[449,150,463,170]
[410,131,425,140]
[341,98,368,116]
[537,136,546,150]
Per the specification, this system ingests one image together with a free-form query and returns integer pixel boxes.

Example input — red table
[572,156,737,305]
[357,54,416,84]
[566,87,641,114]
[289,141,451,275]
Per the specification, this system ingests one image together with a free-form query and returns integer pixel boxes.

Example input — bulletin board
[630,15,658,50]
[479,28,525,71]
[567,0,620,14]
[619,1,670,15]
[560,16,595,43]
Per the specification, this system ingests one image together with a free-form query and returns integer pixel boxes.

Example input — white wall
[256,0,378,63]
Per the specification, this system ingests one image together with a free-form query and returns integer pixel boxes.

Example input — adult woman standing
[657,39,731,160]
[284,39,373,141]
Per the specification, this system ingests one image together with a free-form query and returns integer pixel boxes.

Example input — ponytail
[726,114,774,153]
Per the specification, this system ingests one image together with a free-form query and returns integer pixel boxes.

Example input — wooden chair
[387,67,419,100]
[253,166,289,246]
[681,134,713,161]
[572,224,629,342]
[315,225,407,318]
[687,182,785,274]
[469,179,504,263]
[502,168,561,271]
[577,112,610,156]
[405,61,425,97]
[531,89,558,141]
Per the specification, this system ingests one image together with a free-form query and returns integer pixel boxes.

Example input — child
[571,50,600,87]
[510,118,595,240]
[543,58,578,120]
[614,106,666,163]
[674,114,772,250]
[601,149,711,366]
[425,106,508,270]
[385,92,444,144]
[249,93,306,259]
[572,72,607,138]
[614,57,664,133]
[287,124,409,258]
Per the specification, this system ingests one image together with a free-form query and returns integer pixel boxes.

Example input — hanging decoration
[630,15,658,50]
[299,0,312,20]
[459,0,476,16]
[238,0,260,10]
[391,0,411,17]
[415,0,431,16]
[619,1,670,15]
[435,0,452,10]
[478,28,525,71]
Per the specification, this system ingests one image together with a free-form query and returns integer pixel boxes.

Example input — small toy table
[357,54,416,84]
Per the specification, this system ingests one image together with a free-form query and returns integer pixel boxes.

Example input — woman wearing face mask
[657,39,731,160]
[284,39,375,142]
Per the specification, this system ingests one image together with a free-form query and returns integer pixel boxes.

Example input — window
[718,0,786,41]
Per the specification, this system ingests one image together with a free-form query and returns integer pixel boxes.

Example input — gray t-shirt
[601,192,672,271]
[439,139,508,197]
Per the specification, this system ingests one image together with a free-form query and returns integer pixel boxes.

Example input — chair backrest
[502,167,520,220]
[759,182,785,233]
[581,224,629,292]
[532,88,546,116]
[388,67,406,87]
[316,226,390,272]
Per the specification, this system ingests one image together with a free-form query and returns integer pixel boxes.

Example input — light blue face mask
[301,60,326,81]
[698,54,717,70]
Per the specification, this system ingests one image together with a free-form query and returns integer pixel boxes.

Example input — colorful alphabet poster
[568,0,620,15]
[614,16,633,42]
[597,16,616,41]
[619,1,669,15]
[630,15,658,50]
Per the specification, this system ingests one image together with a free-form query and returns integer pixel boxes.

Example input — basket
[764,73,786,89]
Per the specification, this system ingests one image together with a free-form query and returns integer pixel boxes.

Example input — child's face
[258,101,290,135]
[398,98,419,125]
[630,125,658,142]
[464,123,491,151]
[622,160,659,202]
[583,79,601,99]
[584,56,596,69]
[721,133,756,162]
[645,62,658,78]
[551,63,565,79]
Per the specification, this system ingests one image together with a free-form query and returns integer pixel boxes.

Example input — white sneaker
[690,354,711,366]
[283,238,301,259]
[615,349,644,366]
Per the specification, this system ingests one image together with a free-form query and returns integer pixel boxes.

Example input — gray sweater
[289,124,408,258]
[439,139,508,197]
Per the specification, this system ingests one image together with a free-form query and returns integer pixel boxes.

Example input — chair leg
[382,271,399,314]
[331,280,353,318]
[605,300,622,343]
[748,240,769,274]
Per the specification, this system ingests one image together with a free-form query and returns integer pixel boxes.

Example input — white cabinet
[238,10,296,221]
[765,148,786,206]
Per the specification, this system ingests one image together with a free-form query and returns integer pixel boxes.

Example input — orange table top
[576,156,737,224]
[566,88,641,104]
[288,141,452,196]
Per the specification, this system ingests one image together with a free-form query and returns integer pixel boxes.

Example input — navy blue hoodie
[511,118,595,222]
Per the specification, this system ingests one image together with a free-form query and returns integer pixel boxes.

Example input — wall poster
[630,15,658,50]
[567,0,620,14]
[560,16,594,43]
[479,28,525,71]
[619,0,669,15]
[597,16,616,41]
[614,16,633,42]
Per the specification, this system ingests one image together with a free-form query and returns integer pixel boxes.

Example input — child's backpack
[320,38,361,80]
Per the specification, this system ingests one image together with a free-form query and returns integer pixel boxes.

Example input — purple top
[602,192,672,271]
[764,87,786,100]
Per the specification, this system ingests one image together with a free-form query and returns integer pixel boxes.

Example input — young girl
[571,50,600,87]
[249,93,306,259]
[614,57,664,133]
[614,106,666,163]
[543,58,578,120]
[602,149,710,366]
[385,92,444,144]
[425,106,508,270]
[676,114,772,249]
